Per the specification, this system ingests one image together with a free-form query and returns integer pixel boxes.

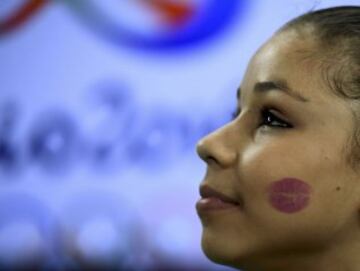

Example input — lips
[199,184,241,206]
[196,184,243,213]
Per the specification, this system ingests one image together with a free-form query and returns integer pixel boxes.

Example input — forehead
[240,30,329,102]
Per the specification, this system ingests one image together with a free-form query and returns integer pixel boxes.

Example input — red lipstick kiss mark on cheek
[268,178,311,213]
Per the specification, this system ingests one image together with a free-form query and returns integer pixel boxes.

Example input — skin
[196,28,360,271]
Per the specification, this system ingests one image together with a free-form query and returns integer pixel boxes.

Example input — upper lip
[199,184,240,205]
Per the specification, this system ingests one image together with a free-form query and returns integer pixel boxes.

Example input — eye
[231,107,292,129]
[259,107,292,129]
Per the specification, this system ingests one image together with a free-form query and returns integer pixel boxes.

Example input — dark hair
[280,6,360,171]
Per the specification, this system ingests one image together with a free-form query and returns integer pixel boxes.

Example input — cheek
[267,178,312,213]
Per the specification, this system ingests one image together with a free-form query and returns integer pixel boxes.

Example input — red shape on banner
[142,0,195,27]
[0,0,48,35]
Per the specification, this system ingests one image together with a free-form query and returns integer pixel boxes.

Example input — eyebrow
[237,79,310,103]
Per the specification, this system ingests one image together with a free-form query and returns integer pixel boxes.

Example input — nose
[196,123,238,168]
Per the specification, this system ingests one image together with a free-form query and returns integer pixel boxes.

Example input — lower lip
[196,197,240,212]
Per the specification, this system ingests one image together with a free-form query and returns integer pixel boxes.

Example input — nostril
[197,146,217,165]
[206,156,218,165]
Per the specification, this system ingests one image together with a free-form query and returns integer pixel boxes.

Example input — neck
[237,234,360,271]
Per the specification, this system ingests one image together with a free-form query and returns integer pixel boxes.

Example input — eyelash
[231,107,293,129]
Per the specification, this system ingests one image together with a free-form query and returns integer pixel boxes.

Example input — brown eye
[260,108,292,129]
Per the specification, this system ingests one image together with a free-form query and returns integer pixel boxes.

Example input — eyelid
[231,106,293,129]
[260,108,292,129]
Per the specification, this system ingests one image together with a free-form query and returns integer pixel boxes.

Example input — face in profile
[195,29,360,270]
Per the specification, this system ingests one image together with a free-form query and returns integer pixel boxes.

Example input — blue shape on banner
[0,100,21,175]
[27,110,79,174]
[126,109,190,170]
[0,0,247,50]
[83,80,137,172]
[63,0,245,50]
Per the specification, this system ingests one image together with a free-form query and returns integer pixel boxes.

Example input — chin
[200,230,274,270]
[202,240,267,271]
[200,232,250,269]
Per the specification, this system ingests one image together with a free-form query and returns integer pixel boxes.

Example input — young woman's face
[196,30,360,270]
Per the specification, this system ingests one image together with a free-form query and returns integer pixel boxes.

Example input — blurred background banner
[0,0,359,270]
